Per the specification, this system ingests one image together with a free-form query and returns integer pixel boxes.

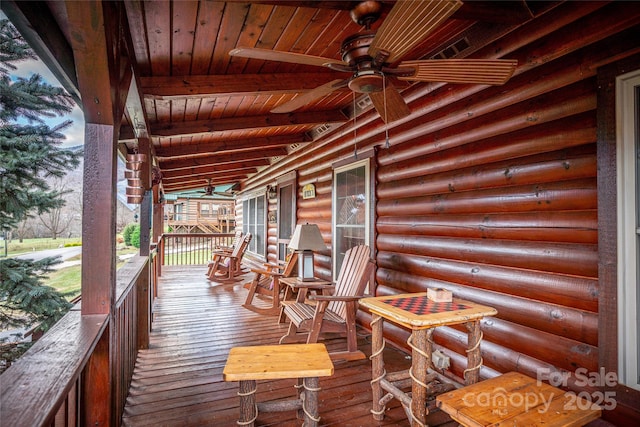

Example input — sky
[2,11,85,147]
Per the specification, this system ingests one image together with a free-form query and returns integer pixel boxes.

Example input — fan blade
[369,82,411,124]
[397,59,518,85]
[270,79,347,114]
[369,0,463,64]
[229,47,346,68]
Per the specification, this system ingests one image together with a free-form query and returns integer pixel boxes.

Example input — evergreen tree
[0,19,80,340]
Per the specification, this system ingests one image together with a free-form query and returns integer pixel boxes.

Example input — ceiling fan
[229,0,518,123]
[195,179,236,197]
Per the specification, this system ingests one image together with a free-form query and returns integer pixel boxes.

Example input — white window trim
[332,158,371,280]
[616,69,640,391]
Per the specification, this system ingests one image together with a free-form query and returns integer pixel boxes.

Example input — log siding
[242,2,640,423]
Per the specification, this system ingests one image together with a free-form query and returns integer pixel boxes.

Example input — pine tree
[0,18,80,346]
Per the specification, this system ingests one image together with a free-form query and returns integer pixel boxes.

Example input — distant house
[164,194,235,234]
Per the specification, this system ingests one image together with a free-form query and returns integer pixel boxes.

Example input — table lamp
[288,223,325,281]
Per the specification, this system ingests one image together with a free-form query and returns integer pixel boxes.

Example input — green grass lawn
[43,247,139,300]
[46,265,82,301]
[3,237,82,257]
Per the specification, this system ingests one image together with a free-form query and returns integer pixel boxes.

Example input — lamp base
[297,250,316,281]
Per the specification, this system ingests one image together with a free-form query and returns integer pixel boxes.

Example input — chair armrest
[287,282,334,290]
[309,294,361,302]
[250,267,284,277]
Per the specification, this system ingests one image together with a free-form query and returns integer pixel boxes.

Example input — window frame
[276,171,297,263]
[616,69,640,391]
[242,192,267,257]
[331,149,376,282]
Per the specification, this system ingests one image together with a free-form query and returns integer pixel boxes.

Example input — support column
[80,122,117,427]
[81,123,117,315]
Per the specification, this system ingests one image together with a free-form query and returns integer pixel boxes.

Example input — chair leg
[243,274,261,306]
[279,321,301,344]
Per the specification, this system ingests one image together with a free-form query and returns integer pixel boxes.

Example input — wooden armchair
[243,252,298,315]
[207,233,252,283]
[279,245,374,361]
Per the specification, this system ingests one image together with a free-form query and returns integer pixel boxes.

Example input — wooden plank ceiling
[44,1,534,195]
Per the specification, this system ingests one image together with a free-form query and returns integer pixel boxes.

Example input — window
[174,203,184,221]
[277,172,297,262]
[199,202,210,217]
[616,69,640,391]
[242,194,266,256]
[332,157,372,280]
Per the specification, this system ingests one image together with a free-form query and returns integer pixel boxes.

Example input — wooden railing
[0,255,150,427]
[158,232,236,269]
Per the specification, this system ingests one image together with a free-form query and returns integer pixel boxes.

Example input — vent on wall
[432,37,471,59]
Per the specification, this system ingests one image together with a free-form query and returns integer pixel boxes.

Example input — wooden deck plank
[123,265,457,426]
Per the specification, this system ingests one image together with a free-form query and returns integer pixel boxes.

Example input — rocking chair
[206,230,243,277]
[207,233,252,282]
[242,252,298,315]
[279,244,374,361]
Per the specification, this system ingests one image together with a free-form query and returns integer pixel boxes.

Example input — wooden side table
[223,343,334,427]
[359,293,497,427]
[436,371,601,426]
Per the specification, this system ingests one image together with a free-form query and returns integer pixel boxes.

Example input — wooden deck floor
[122,265,458,427]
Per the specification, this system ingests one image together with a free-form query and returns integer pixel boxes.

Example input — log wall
[243,2,640,422]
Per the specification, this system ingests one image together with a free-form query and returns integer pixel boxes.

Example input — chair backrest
[230,230,243,246]
[328,245,374,320]
[281,251,298,276]
[234,233,252,258]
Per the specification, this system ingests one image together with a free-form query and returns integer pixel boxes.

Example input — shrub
[131,224,141,249]
[122,223,137,246]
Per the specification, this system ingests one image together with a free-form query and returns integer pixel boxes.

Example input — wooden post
[80,123,116,426]
[81,124,117,315]
[137,258,150,349]
[370,314,385,421]
[302,376,320,427]
[410,328,431,427]
[139,190,151,256]
[465,320,482,385]
[238,380,257,427]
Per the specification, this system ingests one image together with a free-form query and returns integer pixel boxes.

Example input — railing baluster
[159,233,236,266]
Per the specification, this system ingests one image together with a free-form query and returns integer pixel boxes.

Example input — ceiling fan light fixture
[348,69,384,93]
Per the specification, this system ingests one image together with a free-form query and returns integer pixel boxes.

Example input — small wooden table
[436,371,602,427]
[278,277,333,323]
[359,293,497,427]
[223,343,334,427]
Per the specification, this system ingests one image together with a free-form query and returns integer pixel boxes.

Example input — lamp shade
[288,224,325,251]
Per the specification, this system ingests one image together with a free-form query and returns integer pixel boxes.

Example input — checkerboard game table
[359,293,497,427]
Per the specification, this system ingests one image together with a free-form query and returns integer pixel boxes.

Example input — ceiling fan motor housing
[341,31,384,93]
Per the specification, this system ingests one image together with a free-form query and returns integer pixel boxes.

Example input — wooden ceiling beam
[155,134,307,158]
[163,174,250,189]
[150,110,347,138]
[221,1,362,11]
[223,1,532,23]
[159,147,285,171]
[162,168,259,185]
[119,109,345,140]
[163,177,245,192]
[160,159,269,179]
[141,72,348,99]
[2,1,81,104]
[454,1,533,24]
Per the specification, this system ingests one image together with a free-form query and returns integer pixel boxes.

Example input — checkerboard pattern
[381,295,470,315]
